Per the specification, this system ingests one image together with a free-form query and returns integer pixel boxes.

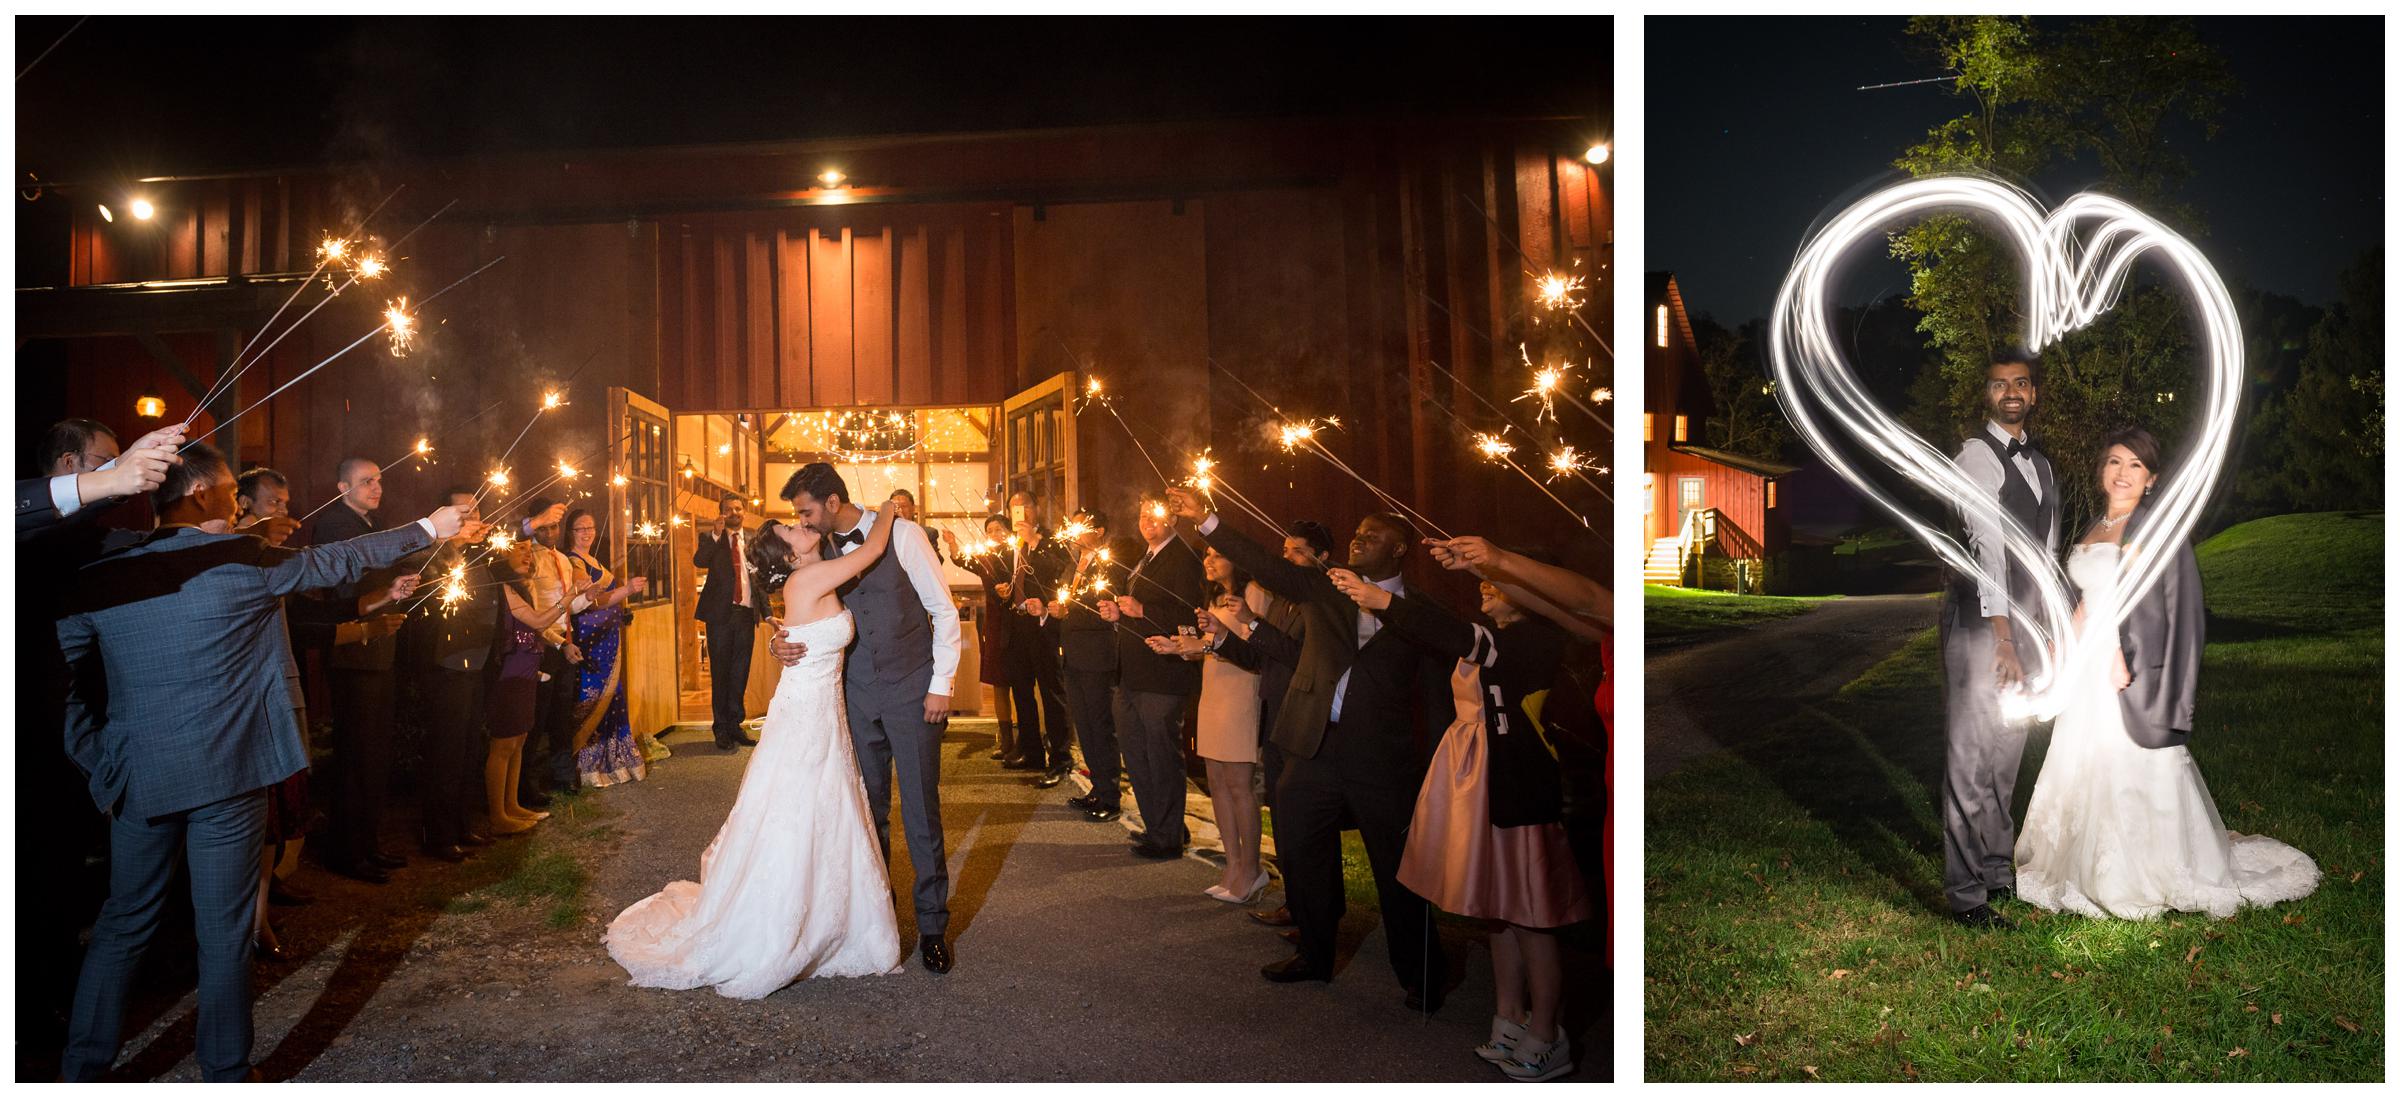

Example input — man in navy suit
[691,494,766,750]
[55,442,475,1082]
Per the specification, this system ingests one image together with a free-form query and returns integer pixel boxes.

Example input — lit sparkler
[384,297,417,357]
[1534,269,1587,312]
[355,253,387,279]
[1547,446,1606,482]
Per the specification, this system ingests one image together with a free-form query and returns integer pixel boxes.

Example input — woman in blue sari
[565,509,651,787]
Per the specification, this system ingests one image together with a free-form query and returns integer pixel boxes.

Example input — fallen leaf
[2271,1013,2283,1026]
[2350,870,2363,883]
[2162,1026,2174,1038]
[2244,1004,2259,1014]
[2282,913,2305,926]
[1731,1065,1758,1077]
[1829,968,1852,981]
[2148,1043,2165,1066]
[2334,1016,2360,1033]
[2185,944,2203,964]
[1902,1060,1919,1080]
[2227,1047,2248,1059]
[1735,1032,1757,1048]
[1803,1066,1820,1079]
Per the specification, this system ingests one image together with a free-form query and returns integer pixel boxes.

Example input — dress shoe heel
[1260,955,1330,983]
[918,936,953,974]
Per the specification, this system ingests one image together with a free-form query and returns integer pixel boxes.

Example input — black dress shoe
[329,861,390,885]
[1951,904,2014,930]
[1987,886,2017,904]
[1249,905,1294,928]
[1004,757,1045,772]
[1260,955,1330,983]
[1404,983,1445,1014]
[918,936,953,974]
[368,851,408,870]
[268,880,315,907]
[715,737,739,752]
[1130,841,1183,860]
[1032,768,1069,789]
[419,843,470,863]
[733,732,759,747]
[1081,804,1123,823]
[460,832,494,848]
[989,748,1007,762]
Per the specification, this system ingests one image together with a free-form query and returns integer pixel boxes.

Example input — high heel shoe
[1236,869,1272,906]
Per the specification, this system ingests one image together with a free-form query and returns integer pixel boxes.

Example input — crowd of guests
[940,484,1611,1082]
[20,416,654,1081]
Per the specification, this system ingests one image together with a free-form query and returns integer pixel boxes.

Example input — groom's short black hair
[781,462,849,507]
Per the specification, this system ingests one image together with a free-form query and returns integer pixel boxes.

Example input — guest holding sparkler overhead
[1093,496,1207,858]
[486,533,593,835]
[564,507,650,787]
[411,487,500,863]
[523,501,587,799]
[1165,486,1450,1013]
[1048,509,1130,820]
[947,514,1022,761]
[1002,506,1074,777]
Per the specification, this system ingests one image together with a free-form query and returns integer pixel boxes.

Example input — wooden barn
[17,115,1610,733]
[1640,272,1791,590]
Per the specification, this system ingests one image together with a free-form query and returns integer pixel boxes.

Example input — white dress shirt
[1330,572,1406,723]
[833,507,963,697]
[1955,419,2049,620]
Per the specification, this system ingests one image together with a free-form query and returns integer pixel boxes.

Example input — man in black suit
[1000,513,1074,775]
[1167,486,1449,1011]
[408,486,497,861]
[1093,497,1208,858]
[1047,510,1129,818]
[304,457,425,883]
[692,494,766,751]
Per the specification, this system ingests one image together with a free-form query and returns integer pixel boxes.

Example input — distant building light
[1585,143,1610,166]
[1656,304,1669,348]
[818,169,847,188]
[129,198,155,221]
[135,395,165,418]
[1674,414,1689,443]
[1643,413,1654,443]
[1768,481,1779,509]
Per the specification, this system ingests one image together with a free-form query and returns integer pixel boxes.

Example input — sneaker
[1499,1029,1572,1082]
[1476,1014,1530,1064]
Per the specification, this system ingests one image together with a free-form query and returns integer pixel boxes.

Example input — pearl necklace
[2096,510,2135,530]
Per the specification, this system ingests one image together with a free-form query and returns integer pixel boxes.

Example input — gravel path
[1644,594,1939,779]
[89,719,1608,1082]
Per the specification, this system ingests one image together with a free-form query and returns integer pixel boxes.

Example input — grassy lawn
[1644,512,2385,1081]
[1646,585,1835,651]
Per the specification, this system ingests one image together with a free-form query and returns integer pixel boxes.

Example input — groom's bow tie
[832,528,866,549]
[2005,436,2037,459]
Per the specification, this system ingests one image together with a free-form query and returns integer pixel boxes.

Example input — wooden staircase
[1644,536,1685,587]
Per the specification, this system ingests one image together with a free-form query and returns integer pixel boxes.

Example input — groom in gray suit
[55,443,473,1081]
[1941,352,2059,930]
[773,463,963,973]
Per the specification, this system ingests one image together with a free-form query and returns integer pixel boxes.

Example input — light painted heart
[1767,176,2242,720]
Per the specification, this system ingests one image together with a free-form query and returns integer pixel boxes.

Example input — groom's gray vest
[1946,431,2057,629]
[839,528,934,692]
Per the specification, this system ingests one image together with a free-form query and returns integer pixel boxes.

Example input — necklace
[2096,510,2134,530]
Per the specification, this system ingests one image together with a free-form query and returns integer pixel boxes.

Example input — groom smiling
[1940,351,2059,930]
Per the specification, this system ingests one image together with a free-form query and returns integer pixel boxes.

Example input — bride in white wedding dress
[605,503,904,997]
[2014,429,2319,921]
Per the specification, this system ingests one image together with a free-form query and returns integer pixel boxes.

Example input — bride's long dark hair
[2096,425,2167,542]
[747,521,801,591]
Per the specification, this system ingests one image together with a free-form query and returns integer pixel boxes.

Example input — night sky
[15,16,1608,181]
[1648,16,2384,324]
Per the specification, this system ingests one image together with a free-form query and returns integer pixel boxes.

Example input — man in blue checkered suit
[53,443,478,1082]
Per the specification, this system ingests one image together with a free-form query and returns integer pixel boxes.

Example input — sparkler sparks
[1534,269,1587,311]
[355,253,387,279]
[1474,433,1517,461]
[542,390,564,411]
[383,297,417,357]
[1547,446,1606,482]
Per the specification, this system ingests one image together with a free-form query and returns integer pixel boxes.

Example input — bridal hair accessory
[1769,175,2241,723]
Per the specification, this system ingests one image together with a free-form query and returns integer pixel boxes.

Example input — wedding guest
[1093,497,1208,858]
[1212,519,1335,930]
[307,457,423,884]
[1167,486,1450,1012]
[1147,546,1273,903]
[232,466,314,955]
[1048,510,1128,820]
[565,507,650,787]
[1333,560,1595,1081]
[412,487,499,862]
[947,515,1022,762]
[234,467,302,547]
[692,495,765,752]
[486,536,588,834]
[522,501,587,799]
[1001,512,1073,773]
[56,442,467,1082]
[16,419,183,1054]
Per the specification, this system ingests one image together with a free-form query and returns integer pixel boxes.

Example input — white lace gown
[2014,543,2321,920]
[605,610,902,996]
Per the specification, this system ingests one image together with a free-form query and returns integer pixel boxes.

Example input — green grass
[1646,585,1835,650]
[1645,512,2385,1082]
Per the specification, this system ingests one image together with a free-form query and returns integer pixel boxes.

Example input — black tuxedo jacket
[692,524,768,624]
[1112,534,1207,696]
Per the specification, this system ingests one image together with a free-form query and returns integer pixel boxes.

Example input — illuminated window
[1643,413,1654,442]
[1768,481,1779,509]
[1673,415,1688,442]
[1656,305,1669,348]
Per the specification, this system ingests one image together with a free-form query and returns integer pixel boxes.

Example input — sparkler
[1510,346,1609,432]
[1769,175,2243,722]
[384,297,417,357]
[1469,429,1591,529]
[1208,358,1452,537]
[1547,445,1607,483]
[1534,269,1587,312]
